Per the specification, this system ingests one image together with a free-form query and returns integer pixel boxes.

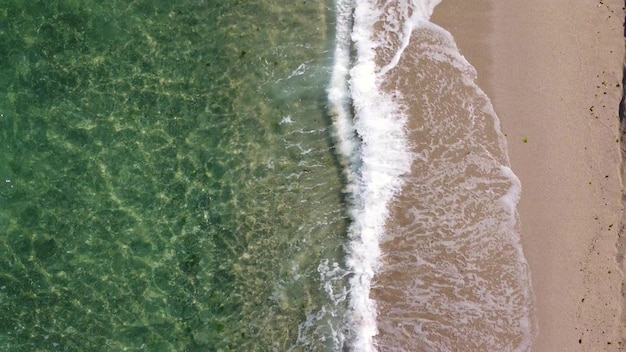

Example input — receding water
[0,1,351,350]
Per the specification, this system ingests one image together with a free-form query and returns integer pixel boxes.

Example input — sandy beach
[433,1,625,351]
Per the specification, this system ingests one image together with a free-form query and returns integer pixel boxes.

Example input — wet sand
[433,0,625,350]
[370,1,535,349]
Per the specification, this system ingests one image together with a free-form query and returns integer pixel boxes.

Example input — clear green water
[0,1,350,350]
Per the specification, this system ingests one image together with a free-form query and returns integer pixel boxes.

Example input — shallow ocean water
[0,1,350,350]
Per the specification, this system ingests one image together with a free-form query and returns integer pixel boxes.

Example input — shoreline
[432,1,625,350]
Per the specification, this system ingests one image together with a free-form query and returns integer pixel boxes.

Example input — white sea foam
[329,0,536,350]
[328,0,444,350]
[291,259,349,351]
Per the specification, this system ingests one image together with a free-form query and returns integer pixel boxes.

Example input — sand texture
[433,1,626,351]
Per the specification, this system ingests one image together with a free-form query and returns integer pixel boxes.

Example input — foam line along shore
[330,0,536,350]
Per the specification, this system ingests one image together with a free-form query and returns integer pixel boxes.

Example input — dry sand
[432,1,625,351]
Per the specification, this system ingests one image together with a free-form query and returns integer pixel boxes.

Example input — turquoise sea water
[0,1,351,350]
